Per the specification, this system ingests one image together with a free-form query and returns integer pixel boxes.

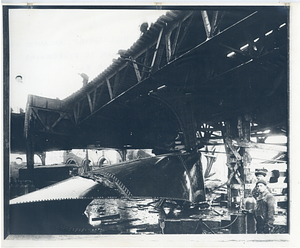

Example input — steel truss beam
[20,8,287,154]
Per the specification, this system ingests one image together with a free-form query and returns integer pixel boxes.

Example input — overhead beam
[73,11,285,130]
[106,78,113,100]
[150,27,164,72]
[165,32,172,63]
[31,108,48,131]
[237,140,287,152]
[201,10,211,39]
[74,102,79,124]
[210,11,219,37]
[131,58,142,82]
[174,13,194,56]
[92,89,97,111]
[112,70,120,97]
[50,113,67,131]
[86,93,93,113]
[171,22,181,58]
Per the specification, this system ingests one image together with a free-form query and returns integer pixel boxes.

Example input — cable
[211,214,239,230]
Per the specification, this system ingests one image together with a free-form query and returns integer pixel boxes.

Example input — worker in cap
[256,179,267,186]
[254,179,276,234]
[252,168,271,199]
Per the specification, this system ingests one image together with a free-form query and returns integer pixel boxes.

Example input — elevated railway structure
[10,7,288,210]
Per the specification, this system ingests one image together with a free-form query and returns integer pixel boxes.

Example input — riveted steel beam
[106,78,113,100]
[201,10,211,39]
[150,27,165,73]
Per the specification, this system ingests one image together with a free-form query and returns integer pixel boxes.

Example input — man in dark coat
[254,179,276,234]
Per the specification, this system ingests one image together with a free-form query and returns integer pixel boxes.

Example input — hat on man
[255,168,268,177]
[256,179,267,186]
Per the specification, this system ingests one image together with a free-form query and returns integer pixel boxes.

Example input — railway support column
[223,115,253,233]
[36,152,46,165]
[24,96,35,182]
[25,122,35,182]
[116,149,127,162]
[175,98,198,151]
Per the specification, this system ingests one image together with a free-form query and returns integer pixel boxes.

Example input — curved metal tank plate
[9,152,205,234]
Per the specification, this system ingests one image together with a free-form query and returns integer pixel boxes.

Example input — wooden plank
[230,184,244,189]
[224,137,242,160]
[238,140,287,152]
[268,183,287,189]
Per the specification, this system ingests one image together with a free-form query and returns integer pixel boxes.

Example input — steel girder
[19,7,288,153]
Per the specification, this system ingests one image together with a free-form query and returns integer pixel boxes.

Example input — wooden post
[84,149,90,173]
[24,100,35,182]
[238,115,254,233]
[237,115,252,198]
[223,120,234,210]
[224,115,251,211]
[224,116,252,233]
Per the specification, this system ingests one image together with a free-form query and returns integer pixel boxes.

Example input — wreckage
[10,152,206,234]
[6,6,288,235]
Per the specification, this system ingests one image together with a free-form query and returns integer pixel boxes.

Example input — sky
[9,8,167,112]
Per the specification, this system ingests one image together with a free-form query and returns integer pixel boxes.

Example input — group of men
[243,168,276,234]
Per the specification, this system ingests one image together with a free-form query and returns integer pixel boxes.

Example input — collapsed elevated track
[11,7,288,154]
[6,7,289,235]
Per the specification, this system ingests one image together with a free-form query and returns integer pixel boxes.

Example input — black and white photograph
[2,2,295,245]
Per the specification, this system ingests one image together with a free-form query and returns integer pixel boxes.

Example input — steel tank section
[85,152,205,203]
[9,152,205,234]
